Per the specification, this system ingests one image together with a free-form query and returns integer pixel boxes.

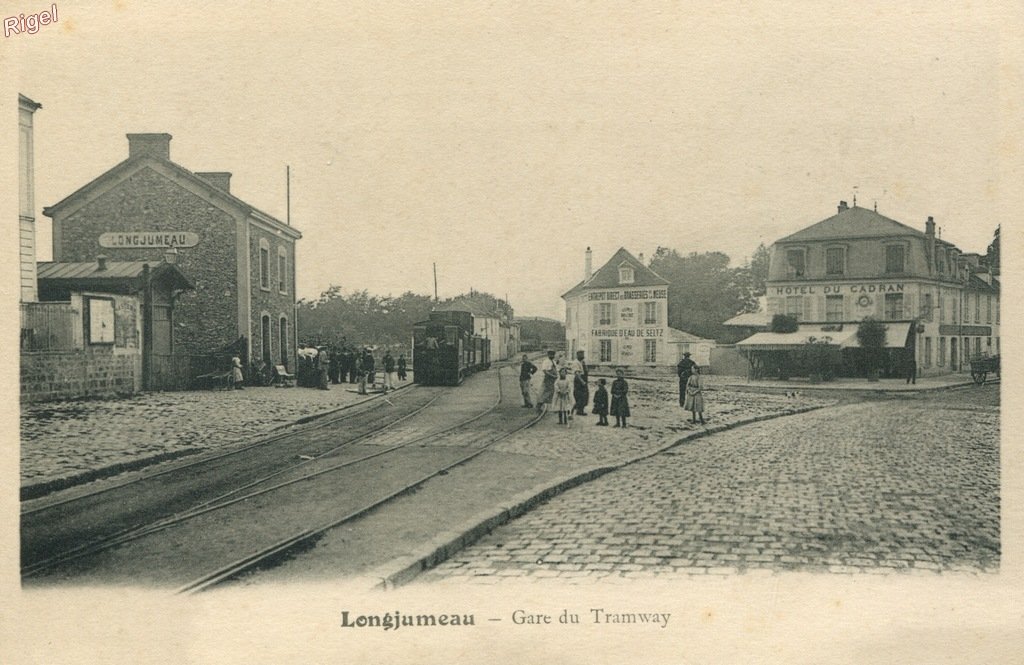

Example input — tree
[855,317,887,379]
[770,314,798,333]
[986,226,1000,275]
[648,247,757,340]
[746,243,771,298]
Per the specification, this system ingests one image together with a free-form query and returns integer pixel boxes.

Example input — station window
[923,337,932,368]
[884,293,903,319]
[598,303,613,326]
[975,337,982,357]
[643,301,658,325]
[644,339,657,363]
[785,296,803,322]
[278,247,288,294]
[261,314,272,365]
[922,293,933,322]
[938,337,946,367]
[599,339,612,363]
[786,249,806,278]
[825,247,845,275]
[259,238,270,290]
[885,245,905,273]
[825,295,843,322]
[618,265,634,284]
[974,293,980,323]
[986,295,992,324]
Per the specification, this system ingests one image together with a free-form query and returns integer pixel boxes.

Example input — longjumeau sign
[98,232,200,249]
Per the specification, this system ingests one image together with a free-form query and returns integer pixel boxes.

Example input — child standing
[592,378,609,426]
[553,368,573,425]
[610,369,630,428]
[684,365,706,424]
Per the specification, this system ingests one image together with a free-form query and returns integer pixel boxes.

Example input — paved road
[420,385,999,583]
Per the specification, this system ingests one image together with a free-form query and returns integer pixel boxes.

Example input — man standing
[383,350,397,391]
[905,352,917,385]
[359,348,375,394]
[536,350,558,413]
[519,353,537,408]
[570,350,590,416]
[676,352,697,407]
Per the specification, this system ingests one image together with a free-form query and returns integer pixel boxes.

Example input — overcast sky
[9,2,1018,318]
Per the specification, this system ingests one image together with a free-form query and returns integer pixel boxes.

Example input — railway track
[21,384,446,576]
[24,366,542,587]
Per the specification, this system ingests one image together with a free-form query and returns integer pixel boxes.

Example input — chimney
[638,252,645,265]
[837,200,849,213]
[96,255,108,271]
[127,133,172,160]
[585,247,593,280]
[195,172,232,193]
[924,217,936,275]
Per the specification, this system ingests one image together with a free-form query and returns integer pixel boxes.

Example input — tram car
[412,310,491,385]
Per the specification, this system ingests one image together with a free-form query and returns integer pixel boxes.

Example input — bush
[770,314,799,333]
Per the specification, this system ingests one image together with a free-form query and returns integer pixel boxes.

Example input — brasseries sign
[99,232,200,249]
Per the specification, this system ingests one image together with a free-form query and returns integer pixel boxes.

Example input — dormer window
[618,265,635,284]
[786,248,806,278]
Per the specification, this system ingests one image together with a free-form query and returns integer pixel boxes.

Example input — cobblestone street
[19,380,402,486]
[420,384,1000,583]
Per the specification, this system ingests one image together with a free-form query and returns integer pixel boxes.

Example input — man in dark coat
[518,353,537,407]
[676,352,697,407]
[571,350,590,416]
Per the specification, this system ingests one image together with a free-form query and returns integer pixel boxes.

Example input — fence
[148,353,235,391]
[21,302,79,352]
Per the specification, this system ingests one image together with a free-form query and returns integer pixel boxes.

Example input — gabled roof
[562,248,669,299]
[667,327,714,344]
[967,273,999,293]
[43,154,301,239]
[38,260,194,291]
[776,206,925,244]
[434,297,499,318]
[722,311,770,328]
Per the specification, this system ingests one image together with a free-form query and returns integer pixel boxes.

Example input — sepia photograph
[3,2,1021,663]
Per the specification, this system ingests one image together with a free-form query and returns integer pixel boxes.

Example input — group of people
[518,348,708,428]
[297,344,407,393]
[519,350,631,427]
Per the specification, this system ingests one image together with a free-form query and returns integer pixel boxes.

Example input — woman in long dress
[683,365,705,424]
[610,369,630,428]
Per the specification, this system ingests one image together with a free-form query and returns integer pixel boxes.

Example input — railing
[20,302,79,352]
[148,353,235,391]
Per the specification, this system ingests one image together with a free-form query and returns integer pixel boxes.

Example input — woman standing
[683,365,706,424]
[610,368,630,428]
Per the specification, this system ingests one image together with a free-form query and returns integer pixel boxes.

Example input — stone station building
[43,133,302,386]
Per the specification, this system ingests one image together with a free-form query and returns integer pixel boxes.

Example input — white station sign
[99,232,200,249]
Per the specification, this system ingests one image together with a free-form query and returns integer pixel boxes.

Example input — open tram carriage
[412,310,491,386]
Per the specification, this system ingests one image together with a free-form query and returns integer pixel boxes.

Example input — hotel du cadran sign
[773,282,905,295]
[98,231,200,249]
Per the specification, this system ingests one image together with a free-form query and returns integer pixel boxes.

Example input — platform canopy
[736,324,856,350]
[737,322,913,351]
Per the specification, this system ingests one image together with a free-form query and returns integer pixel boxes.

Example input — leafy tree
[648,247,758,340]
[855,317,888,378]
[986,226,1000,275]
[746,243,771,298]
[770,314,798,333]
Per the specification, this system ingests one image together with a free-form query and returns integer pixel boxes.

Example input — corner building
[563,247,673,367]
[44,133,302,371]
[766,201,999,375]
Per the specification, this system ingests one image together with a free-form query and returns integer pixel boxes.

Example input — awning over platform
[736,322,913,351]
[736,325,856,350]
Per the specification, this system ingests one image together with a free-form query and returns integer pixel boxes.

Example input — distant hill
[516,316,565,351]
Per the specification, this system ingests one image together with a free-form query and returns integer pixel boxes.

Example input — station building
[42,133,302,382]
[739,201,999,376]
[563,247,710,368]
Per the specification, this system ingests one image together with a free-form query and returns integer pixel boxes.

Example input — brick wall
[249,224,297,370]
[54,167,239,355]
[21,349,141,402]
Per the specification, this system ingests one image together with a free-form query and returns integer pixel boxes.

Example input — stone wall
[249,224,297,370]
[21,349,141,403]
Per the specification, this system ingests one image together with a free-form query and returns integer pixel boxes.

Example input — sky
[7,1,1019,318]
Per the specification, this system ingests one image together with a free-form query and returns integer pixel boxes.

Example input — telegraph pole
[433,263,438,301]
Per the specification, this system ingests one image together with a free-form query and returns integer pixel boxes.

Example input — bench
[195,370,233,390]
[273,364,296,387]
